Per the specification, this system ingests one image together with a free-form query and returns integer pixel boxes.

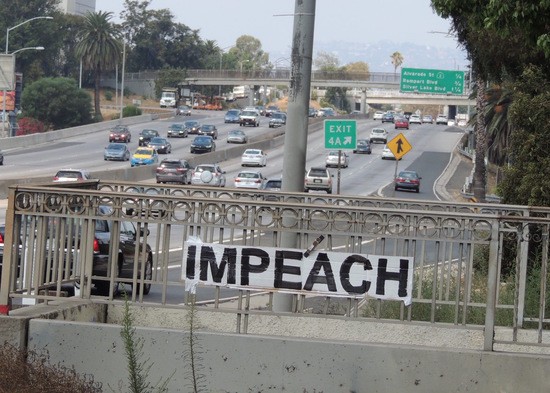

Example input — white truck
[159,88,178,108]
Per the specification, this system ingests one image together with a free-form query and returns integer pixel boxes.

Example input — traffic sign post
[400,67,465,95]
[324,119,356,150]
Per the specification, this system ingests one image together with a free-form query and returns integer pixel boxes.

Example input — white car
[241,149,267,167]
[234,170,266,190]
[409,115,422,124]
[436,114,448,125]
[325,150,349,168]
[369,128,388,144]
[381,145,398,160]
[190,164,226,187]
[373,111,384,120]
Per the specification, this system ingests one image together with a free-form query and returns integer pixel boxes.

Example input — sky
[95,0,466,66]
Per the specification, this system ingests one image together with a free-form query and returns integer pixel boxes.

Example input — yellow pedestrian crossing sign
[387,133,412,160]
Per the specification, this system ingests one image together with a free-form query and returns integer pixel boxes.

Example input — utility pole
[274,0,316,312]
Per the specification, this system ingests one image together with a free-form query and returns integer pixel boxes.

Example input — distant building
[57,0,96,16]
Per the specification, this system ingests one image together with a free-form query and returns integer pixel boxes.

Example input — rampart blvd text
[182,241,414,305]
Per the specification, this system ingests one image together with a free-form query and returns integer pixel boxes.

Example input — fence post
[484,220,500,351]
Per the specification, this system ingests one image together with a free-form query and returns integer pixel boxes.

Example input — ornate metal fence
[1,181,549,352]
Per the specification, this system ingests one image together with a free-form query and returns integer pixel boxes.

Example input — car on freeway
[227,129,248,144]
[325,150,349,168]
[224,109,242,124]
[447,118,456,126]
[381,113,394,123]
[261,178,282,201]
[233,170,267,190]
[191,164,226,187]
[436,114,448,125]
[130,147,159,167]
[394,170,421,193]
[184,120,202,134]
[167,123,188,138]
[199,124,218,139]
[255,105,266,116]
[148,137,172,154]
[353,139,372,154]
[241,149,267,167]
[381,145,399,160]
[422,115,434,124]
[317,107,336,117]
[373,111,384,120]
[457,118,468,127]
[239,109,261,127]
[268,112,287,128]
[308,107,318,117]
[369,128,388,144]
[104,143,131,161]
[0,150,3,165]
[109,125,131,143]
[53,169,92,182]
[265,105,280,117]
[304,167,333,194]
[176,105,191,116]
[156,158,192,184]
[138,129,160,146]
[190,136,216,154]
[394,117,410,130]
[409,114,422,124]
[88,205,154,295]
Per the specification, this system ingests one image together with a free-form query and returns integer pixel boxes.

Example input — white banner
[182,240,413,305]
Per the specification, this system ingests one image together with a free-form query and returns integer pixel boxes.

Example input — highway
[0,110,465,200]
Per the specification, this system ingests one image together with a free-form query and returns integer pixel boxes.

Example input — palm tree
[75,11,122,121]
[390,52,404,75]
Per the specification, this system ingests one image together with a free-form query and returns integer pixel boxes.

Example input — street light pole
[2,15,52,136]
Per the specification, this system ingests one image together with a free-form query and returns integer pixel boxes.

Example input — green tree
[390,51,404,75]
[75,11,122,121]
[229,35,269,71]
[21,77,93,129]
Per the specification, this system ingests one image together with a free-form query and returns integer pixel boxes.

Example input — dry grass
[0,343,102,392]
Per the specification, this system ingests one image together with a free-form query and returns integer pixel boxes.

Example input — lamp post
[3,16,53,136]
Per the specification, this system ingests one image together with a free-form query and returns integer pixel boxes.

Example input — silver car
[227,129,248,144]
[191,164,226,187]
[325,150,349,168]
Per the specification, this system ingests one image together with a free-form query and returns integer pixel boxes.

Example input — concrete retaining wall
[26,316,548,393]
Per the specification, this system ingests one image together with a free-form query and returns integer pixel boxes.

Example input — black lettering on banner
[186,245,196,279]
[241,248,270,286]
[303,253,337,292]
[198,246,237,284]
[274,250,302,290]
[376,258,410,297]
[340,254,372,294]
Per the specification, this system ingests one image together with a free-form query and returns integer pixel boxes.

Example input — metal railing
[1,181,549,353]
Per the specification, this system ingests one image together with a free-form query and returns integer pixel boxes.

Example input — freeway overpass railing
[1,181,549,354]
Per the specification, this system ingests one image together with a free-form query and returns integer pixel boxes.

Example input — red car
[394,117,409,130]
[109,125,131,143]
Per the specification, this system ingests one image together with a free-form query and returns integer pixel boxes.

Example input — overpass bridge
[183,68,474,106]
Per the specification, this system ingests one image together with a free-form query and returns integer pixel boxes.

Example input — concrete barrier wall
[26,317,549,392]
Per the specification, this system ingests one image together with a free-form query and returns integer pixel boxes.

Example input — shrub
[15,117,46,136]
[104,90,113,101]
[122,105,142,118]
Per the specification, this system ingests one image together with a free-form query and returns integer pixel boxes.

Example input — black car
[353,139,372,154]
[190,136,216,154]
[199,124,218,139]
[167,123,188,138]
[148,137,172,154]
[176,105,191,116]
[138,129,160,146]
[156,158,192,184]
[184,120,202,135]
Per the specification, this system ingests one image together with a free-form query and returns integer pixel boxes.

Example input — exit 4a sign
[400,67,465,95]
[324,120,357,150]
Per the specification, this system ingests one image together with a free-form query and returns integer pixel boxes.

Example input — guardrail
[1,180,549,354]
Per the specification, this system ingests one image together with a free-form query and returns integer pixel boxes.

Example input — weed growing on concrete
[0,342,101,392]
[182,293,207,393]
[119,290,172,393]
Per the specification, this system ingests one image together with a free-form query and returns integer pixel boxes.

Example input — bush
[104,90,113,101]
[122,105,142,118]
[16,117,46,135]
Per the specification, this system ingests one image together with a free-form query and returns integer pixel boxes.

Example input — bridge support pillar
[361,88,367,114]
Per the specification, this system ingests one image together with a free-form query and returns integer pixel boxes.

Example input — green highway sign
[324,119,357,150]
[400,67,465,95]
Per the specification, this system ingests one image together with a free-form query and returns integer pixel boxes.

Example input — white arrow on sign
[343,136,352,145]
